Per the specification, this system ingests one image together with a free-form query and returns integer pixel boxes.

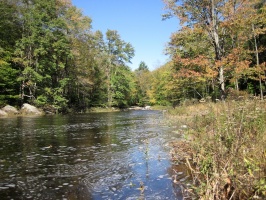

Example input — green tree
[137,61,149,71]
[0,0,21,105]
[147,63,173,105]
[0,51,20,105]
[134,62,151,106]
[0,0,137,111]
[14,0,72,110]
[105,30,135,107]
[63,5,99,110]
[88,31,109,107]
[111,65,136,107]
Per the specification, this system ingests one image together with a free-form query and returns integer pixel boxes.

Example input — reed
[167,100,266,199]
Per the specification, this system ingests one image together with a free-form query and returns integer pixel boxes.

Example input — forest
[0,0,265,113]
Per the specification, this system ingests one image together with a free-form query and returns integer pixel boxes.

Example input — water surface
[0,110,186,199]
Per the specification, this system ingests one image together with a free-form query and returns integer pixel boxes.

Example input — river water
[0,110,187,199]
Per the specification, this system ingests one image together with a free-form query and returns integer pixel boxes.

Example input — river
[0,110,187,199]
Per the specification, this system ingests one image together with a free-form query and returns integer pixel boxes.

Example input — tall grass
[168,100,266,199]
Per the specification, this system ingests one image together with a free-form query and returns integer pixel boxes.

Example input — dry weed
[167,100,266,199]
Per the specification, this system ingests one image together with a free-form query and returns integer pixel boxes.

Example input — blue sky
[71,0,179,70]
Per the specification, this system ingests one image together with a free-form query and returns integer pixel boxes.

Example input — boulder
[0,110,8,117]
[21,103,43,115]
[144,106,151,110]
[2,105,19,115]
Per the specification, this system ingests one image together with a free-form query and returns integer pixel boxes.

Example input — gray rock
[0,110,8,117]
[21,103,43,115]
[2,105,19,115]
[145,106,151,110]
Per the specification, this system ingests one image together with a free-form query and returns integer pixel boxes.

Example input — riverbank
[89,106,152,113]
[166,100,266,199]
[0,104,154,117]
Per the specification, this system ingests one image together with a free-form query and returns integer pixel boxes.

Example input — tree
[134,64,151,106]
[164,0,266,99]
[63,5,99,110]
[111,65,136,107]
[105,30,135,107]
[137,61,149,71]
[250,3,266,99]
[13,0,72,110]
[148,63,173,105]
[166,24,218,99]
[0,51,20,105]
[0,0,137,111]
[220,0,266,97]
[163,0,237,98]
[0,0,21,105]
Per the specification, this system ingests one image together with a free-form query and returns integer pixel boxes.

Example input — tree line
[0,0,265,113]
[0,0,139,111]
[137,0,266,106]
[161,0,266,103]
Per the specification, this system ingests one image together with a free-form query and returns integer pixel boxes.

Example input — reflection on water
[0,110,186,199]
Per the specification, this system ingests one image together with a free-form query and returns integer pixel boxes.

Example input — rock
[145,106,151,110]
[20,103,43,115]
[128,106,144,110]
[0,110,8,117]
[2,105,19,115]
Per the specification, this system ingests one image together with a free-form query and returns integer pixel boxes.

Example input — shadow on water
[0,110,187,199]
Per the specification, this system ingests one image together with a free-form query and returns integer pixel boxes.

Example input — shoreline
[0,105,158,118]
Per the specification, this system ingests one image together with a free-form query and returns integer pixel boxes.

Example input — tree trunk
[252,24,264,100]
[235,79,239,92]
[106,64,112,107]
[211,0,225,99]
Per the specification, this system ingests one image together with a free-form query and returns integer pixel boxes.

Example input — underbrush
[168,100,266,199]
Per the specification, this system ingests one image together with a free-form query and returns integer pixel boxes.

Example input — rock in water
[145,106,151,110]
[2,105,19,115]
[21,103,43,115]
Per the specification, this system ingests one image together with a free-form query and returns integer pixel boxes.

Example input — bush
[226,88,249,101]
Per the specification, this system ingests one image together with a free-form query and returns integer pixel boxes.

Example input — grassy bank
[166,100,266,199]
